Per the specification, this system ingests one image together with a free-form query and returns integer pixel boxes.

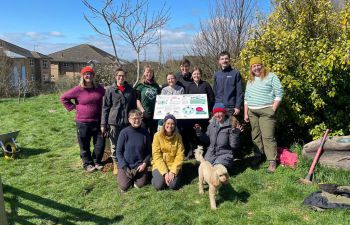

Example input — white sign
[154,94,209,119]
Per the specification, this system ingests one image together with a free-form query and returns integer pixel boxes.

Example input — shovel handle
[306,129,330,179]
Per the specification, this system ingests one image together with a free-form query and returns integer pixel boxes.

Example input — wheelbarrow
[0,130,20,159]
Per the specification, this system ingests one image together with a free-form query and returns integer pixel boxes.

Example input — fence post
[0,176,8,225]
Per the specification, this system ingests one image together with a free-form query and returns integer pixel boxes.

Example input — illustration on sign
[154,94,209,119]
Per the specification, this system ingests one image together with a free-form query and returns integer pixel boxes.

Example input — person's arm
[152,133,169,175]
[60,87,78,111]
[116,131,128,169]
[271,74,284,111]
[213,74,217,96]
[101,88,111,135]
[206,82,215,112]
[232,72,243,115]
[244,104,249,122]
[169,134,185,175]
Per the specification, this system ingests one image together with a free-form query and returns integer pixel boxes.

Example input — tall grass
[0,94,349,225]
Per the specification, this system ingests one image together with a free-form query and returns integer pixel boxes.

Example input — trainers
[267,161,276,173]
[85,165,96,173]
[95,164,103,171]
[133,183,140,189]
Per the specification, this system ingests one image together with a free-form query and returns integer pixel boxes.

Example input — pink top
[60,85,105,123]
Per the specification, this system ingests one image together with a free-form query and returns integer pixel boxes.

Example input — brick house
[0,39,51,85]
[48,44,126,82]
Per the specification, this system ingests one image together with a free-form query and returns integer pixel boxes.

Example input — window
[42,60,48,69]
[43,74,50,82]
[29,59,34,67]
[31,74,35,81]
[63,63,70,68]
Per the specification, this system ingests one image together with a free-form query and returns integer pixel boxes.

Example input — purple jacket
[60,85,105,123]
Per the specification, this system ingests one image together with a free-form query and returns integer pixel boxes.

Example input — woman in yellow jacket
[151,114,185,190]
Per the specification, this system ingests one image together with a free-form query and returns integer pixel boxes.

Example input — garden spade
[299,129,330,184]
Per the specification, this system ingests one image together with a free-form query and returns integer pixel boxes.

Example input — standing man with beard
[213,51,243,116]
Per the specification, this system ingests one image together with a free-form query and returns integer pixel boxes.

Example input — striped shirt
[244,72,283,109]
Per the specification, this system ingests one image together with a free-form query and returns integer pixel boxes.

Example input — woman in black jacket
[184,67,215,158]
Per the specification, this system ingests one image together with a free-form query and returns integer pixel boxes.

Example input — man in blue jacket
[213,51,243,115]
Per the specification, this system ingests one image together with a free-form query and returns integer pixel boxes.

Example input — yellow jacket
[151,129,184,175]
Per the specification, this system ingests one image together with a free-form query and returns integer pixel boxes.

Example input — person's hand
[167,172,175,185]
[233,108,240,115]
[164,173,170,186]
[244,114,249,123]
[101,127,108,137]
[236,124,244,132]
[137,163,146,172]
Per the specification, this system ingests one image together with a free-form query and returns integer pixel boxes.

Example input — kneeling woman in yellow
[151,114,185,190]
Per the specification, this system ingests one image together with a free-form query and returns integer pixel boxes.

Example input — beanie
[81,66,95,77]
[249,57,262,67]
[163,114,177,125]
[212,103,226,114]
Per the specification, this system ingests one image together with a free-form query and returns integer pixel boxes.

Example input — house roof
[48,44,127,64]
[0,39,51,59]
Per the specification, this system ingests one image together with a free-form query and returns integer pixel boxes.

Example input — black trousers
[76,121,105,168]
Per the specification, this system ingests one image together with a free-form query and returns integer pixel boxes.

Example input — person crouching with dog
[116,110,151,192]
[151,114,185,190]
[195,103,242,169]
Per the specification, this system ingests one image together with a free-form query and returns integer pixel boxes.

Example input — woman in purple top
[61,66,105,172]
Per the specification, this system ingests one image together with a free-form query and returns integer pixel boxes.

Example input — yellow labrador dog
[194,146,229,209]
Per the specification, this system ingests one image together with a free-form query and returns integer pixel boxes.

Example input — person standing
[116,110,151,192]
[61,66,105,172]
[135,65,161,138]
[101,68,137,175]
[213,51,243,116]
[185,67,215,158]
[175,58,193,92]
[161,73,184,95]
[244,57,284,173]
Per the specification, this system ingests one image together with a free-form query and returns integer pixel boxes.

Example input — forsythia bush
[238,0,350,143]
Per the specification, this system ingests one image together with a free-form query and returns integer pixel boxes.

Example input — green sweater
[244,72,283,108]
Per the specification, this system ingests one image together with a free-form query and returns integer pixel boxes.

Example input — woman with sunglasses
[61,66,105,173]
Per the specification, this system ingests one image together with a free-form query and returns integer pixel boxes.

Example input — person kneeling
[116,110,151,192]
[151,114,184,190]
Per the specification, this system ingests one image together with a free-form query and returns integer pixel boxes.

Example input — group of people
[60,51,284,192]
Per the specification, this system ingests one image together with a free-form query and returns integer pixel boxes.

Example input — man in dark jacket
[101,68,137,175]
[213,51,243,116]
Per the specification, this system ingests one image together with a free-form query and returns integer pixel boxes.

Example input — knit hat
[163,114,177,125]
[249,57,262,67]
[81,66,95,77]
[212,103,226,114]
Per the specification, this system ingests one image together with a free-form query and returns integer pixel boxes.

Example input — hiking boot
[85,165,96,173]
[95,163,103,171]
[267,161,276,173]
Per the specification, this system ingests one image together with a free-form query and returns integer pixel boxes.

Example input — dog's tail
[194,145,205,163]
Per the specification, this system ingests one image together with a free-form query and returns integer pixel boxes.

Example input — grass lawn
[0,94,349,225]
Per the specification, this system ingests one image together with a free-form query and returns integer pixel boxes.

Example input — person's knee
[118,182,131,192]
[152,178,165,190]
[168,180,180,190]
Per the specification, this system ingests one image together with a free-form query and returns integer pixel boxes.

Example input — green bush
[238,0,350,144]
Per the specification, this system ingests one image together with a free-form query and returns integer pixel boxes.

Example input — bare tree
[83,0,169,85]
[191,0,256,76]
[113,0,170,85]
[83,0,144,67]
[0,49,13,97]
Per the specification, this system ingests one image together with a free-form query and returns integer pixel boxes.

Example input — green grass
[1,94,349,225]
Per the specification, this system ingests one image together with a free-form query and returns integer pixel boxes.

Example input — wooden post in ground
[0,176,8,225]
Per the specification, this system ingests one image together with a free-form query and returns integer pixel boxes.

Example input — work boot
[113,160,118,175]
[267,160,276,173]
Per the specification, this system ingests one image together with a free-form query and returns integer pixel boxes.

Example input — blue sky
[0,0,272,61]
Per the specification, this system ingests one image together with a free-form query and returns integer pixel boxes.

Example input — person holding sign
[151,114,185,190]
[185,67,215,158]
